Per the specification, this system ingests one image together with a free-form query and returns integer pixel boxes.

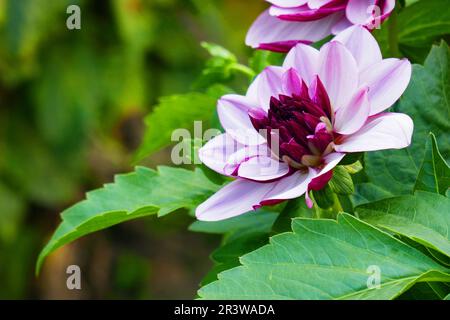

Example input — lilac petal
[198,133,243,176]
[261,169,317,202]
[331,16,352,34]
[308,75,332,118]
[346,0,376,25]
[218,95,265,145]
[308,0,336,9]
[334,113,414,152]
[333,25,382,70]
[238,156,290,181]
[318,41,358,111]
[270,4,344,22]
[316,152,346,176]
[196,179,274,221]
[245,74,261,106]
[334,86,370,135]
[258,66,285,111]
[267,0,308,7]
[360,58,412,115]
[246,10,343,51]
[283,44,319,85]
[282,68,303,96]
[382,0,396,18]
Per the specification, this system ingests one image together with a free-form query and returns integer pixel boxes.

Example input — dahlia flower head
[196,26,413,221]
[246,0,395,52]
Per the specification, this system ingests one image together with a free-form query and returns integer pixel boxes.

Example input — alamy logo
[366,265,381,289]
[66,265,81,290]
[66,5,81,30]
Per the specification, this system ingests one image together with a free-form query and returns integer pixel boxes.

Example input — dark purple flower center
[250,79,335,170]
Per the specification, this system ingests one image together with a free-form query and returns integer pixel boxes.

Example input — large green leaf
[362,42,450,198]
[36,166,220,274]
[134,93,218,161]
[414,133,450,195]
[198,214,450,300]
[397,0,450,47]
[190,208,279,286]
[357,192,450,258]
[374,0,450,62]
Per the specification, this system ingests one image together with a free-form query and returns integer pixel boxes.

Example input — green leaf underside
[189,209,278,239]
[198,214,450,300]
[362,42,450,200]
[414,133,450,195]
[357,192,450,258]
[36,166,220,274]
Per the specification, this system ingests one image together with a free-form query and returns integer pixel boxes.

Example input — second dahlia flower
[246,0,396,52]
[196,26,412,221]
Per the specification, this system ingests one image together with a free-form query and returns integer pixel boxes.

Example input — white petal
[283,44,320,85]
[333,25,382,70]
[334,86,371,135]
[360,58,412,115]
[318,41,358,111]
[334,113,414,152]
[195,179,274,221]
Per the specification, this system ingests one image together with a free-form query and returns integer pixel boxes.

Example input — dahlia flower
[196,26,412,221]
[246,0,395,52]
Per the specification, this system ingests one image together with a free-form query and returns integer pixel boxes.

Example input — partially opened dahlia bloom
[246,0,395,52]
[196,26,412,221]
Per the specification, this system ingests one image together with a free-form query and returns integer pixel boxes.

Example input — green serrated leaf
[357,191,450,258]
[36,166,220,274]
[199,214,450,300]
[414,133,450,195]
[134,93,218,161]
[362,42,450,200]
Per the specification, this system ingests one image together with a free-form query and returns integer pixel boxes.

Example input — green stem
[231,63,256,81]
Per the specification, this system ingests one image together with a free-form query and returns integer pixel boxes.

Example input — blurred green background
[0,0,265,299]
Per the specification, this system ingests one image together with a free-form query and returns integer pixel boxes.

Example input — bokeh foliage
[0,0,264,299]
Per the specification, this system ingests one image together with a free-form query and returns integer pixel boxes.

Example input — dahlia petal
[258,66,285,111]
[382,0,396,17]
[282,68,303,96]
[317,152,346,176]
[218,95,265,145]
[360,58,412,115]
[318,41,358,110]
[246,10,343,51]
[238,156,290,181]
[334,86,370,135]
[261,169,317,202]
[195,179,274,221]
[308,75,332,118]
[308,0,336,9]
[267,0,308,8]
[283,44,319,85]
[333,25,382,70]
[331,16,352,34]
[346,0,376,25]
[270,4,344,22]
[198,133,243,176]
[334,113,413,152]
